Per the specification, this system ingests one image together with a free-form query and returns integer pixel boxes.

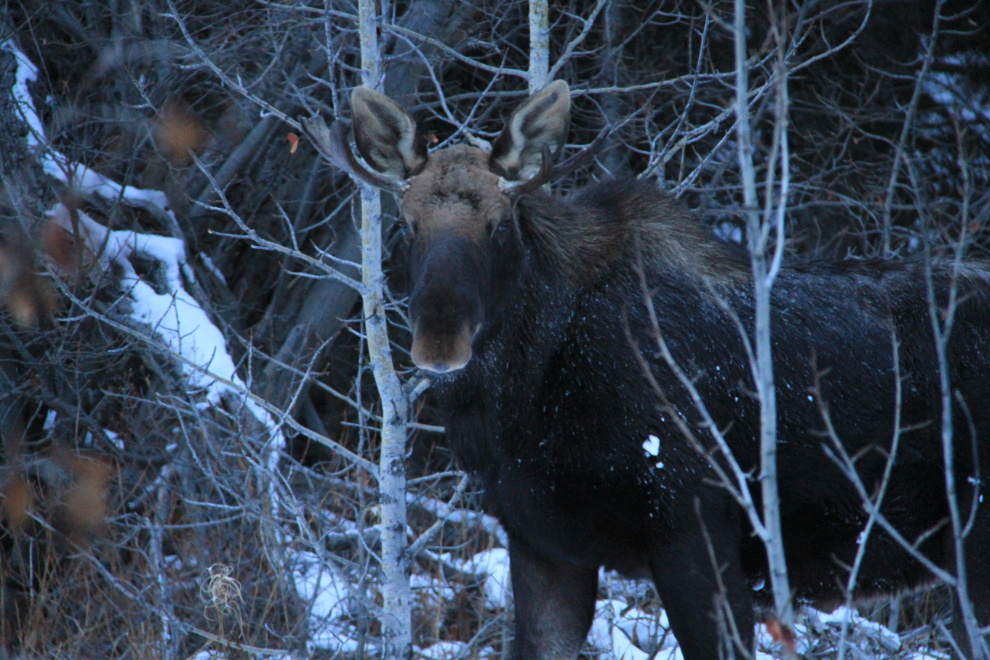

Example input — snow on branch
[4,37,282,458]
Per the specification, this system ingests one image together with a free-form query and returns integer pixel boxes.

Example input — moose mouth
[409,321,478,374]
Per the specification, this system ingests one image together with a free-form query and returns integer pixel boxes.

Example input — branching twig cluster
[1,0,988,658]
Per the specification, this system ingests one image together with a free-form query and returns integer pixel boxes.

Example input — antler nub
[300,115,410,194]
[498,124,612,196]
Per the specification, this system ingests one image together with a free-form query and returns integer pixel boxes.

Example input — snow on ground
[454,547,511,610]
[588,598,667,660]
[185,652,229,660]
[2,39,175,217]
[293,552,362,653]
[815,606,902,653]
[409,491,508,546]
[904,652,951,660]
[3,39,46,149]
[416,640,468,659]
[924,51,990,133]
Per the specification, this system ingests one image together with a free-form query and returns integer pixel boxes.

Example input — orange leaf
[764,618,796,654]
[0,239,56,325]
[157,100,207,165]
[288,132,299,153]
[2,474,32,527]
[63,456,112,539]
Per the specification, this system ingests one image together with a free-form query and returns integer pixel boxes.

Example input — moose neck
[515,191,628,288]
[517,180,748,289]
[426,209,579,476]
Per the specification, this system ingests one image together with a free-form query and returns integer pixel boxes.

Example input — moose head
[305,81,602,373]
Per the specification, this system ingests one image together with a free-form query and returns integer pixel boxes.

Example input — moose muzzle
[409,282,482,373]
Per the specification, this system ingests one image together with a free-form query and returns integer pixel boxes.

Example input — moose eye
[490,218,512,242]
[396,219,413,238]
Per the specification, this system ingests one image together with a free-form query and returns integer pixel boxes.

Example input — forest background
[1,0,989,658]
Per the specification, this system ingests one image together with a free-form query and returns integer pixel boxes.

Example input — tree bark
[358,1,412,657]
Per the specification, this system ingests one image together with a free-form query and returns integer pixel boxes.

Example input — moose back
[305,81,990,659]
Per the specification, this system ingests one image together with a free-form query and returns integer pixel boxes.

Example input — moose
[304,81,990,659]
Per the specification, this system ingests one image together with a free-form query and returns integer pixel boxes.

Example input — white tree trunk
[528,0,549,92]
[358,0,380,86]
[356,0,412,657]
[361,185,413,660]
[733,0,794,634]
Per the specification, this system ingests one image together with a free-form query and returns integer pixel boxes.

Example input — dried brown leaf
[157,99,207,165]
[0,240,56,325]
[764,618,797,654]
[43,221,81,274]
[63,456,112,538]
[2,474,32,527]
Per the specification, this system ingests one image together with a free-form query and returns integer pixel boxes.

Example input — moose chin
[304,81,990,659]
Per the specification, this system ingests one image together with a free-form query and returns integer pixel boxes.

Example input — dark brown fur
[520,179,749,285]
[331,82,990,660]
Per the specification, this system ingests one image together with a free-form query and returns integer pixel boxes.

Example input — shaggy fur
[343,83,990,660]
[426,180,990,659]
[520,179,750,285]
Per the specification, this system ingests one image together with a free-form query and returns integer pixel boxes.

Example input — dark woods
[343,83,990,659]
[2,0,990,658]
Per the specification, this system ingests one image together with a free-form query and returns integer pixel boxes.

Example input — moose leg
[648,499,753,660]
[509,534,599,660]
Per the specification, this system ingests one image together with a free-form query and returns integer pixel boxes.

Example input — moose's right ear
[351,87,427,179]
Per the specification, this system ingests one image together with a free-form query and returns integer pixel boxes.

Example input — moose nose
[409,284,481,373]
[410,317,476,373]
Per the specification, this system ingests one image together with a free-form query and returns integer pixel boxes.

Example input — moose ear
[351,87,427,179]
[490,80,571,181]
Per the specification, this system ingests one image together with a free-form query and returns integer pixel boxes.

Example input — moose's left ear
[489,80,571,181]
[351,87,427,179]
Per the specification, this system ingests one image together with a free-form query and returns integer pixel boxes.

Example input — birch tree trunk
[528,0,549,92]
[356,0,413,657]
[733,0,795,635]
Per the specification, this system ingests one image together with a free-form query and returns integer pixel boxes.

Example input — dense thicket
[1,0,988,657]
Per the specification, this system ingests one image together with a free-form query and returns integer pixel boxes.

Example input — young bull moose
[303,82,990,659]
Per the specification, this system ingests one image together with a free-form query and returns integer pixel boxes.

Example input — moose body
[306,81,990,659]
